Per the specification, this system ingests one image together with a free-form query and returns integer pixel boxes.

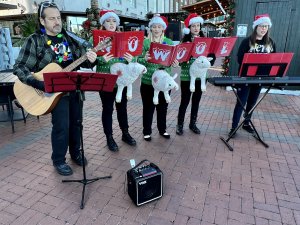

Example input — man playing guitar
[13,1,98,176]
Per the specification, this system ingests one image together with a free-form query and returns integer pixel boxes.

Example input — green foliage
[20,14,38,37]
[221,0,235,76]
[13,14,38,47]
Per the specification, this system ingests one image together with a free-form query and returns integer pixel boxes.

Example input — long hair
[250,26,272,47]
[148,31,165,43]
[182,27,205,43]
[148,27,165,43]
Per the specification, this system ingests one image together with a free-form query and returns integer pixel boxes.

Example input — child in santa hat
[138,14,179,141]
[229,14,276,138]
[96,9,137,151]
[176,13,215,136]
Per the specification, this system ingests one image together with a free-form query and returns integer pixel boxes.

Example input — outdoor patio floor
[1,59,300,225]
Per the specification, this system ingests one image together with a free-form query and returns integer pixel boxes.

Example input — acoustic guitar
[13,38,111,116]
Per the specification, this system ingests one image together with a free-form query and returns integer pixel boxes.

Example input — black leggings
[140,83,169,135]
[99,87,128,136]
[177,80,202,123]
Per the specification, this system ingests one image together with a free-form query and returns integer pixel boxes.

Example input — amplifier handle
[132,159,150,170]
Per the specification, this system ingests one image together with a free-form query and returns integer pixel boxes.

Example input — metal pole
[214,0,227,15]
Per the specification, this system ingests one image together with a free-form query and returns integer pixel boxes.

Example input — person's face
[150,24,164,38]
[256,23,269,38]
[40,7,62,36]
[190,23,201,35]
[14,25,21,35]
[103,17,117,31]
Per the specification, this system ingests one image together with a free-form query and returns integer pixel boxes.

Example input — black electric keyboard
[208,76,300,87]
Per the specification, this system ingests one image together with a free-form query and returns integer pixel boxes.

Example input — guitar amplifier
[127,160,163,206]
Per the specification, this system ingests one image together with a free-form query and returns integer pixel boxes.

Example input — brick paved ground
[1,59,300,225]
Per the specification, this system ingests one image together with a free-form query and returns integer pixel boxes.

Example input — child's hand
[124,52,133,63]
[103,52,114,62]
[172,59,179,67]
[144,51,151,61]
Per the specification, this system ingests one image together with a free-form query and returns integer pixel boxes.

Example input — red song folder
[92,30,144,57]
[209,37,237,57]
[148,42,194,66]
[191,37,237,58]
[191,37,213,57]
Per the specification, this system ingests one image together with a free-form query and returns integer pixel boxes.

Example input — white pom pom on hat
[183,13,204,35]
[183,27,191,34]
[99,10,120,26]
[252,14,272,29]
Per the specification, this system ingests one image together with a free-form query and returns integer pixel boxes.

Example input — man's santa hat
[99,10,120,26]
[183,13,204,34]
[148,14,168,30]
[252,14,272,29]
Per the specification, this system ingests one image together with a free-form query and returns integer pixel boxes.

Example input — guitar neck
[62,46,99,72]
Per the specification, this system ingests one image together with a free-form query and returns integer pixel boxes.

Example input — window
[115,0,121,4]
[129,0,136,8]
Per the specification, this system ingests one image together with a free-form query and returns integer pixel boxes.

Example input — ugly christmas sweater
[138,37,173,85]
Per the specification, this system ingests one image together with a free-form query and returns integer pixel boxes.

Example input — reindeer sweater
[138,37,173,85]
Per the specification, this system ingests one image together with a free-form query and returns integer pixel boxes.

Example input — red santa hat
[99,10,120,26]
[252,14,272,29]
[148,14,168,30]
[183,13,204,34]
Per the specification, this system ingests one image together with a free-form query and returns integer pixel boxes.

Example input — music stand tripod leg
[62,82,111,209]
[220,136,234,151]
[243,87,271,148]
[249,120,269,148]
[220,86,248,152]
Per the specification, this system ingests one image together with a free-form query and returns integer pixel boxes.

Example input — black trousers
[140,83,169,135]
[51,92,82,165]
[177,80,202,124]
[232,85,262,129]
[99,87,128,136]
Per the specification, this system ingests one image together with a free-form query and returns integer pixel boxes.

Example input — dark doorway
[165,21,181,41]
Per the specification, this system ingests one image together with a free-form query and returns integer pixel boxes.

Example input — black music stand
[43,71,117,209]
[221,53,293,151]
[221,86,270,151]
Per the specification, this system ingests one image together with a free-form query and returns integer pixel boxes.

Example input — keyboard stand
[220,85,271,151]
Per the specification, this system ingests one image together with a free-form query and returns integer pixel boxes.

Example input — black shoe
[160,132,170,139]
[54,163,73,176]
[228,128,237,138]
[176,125,183,135]
[122,132,137,146]
[144,135,151,141]
[107,135,119,152]
[189,124,201,134]
[71,154,88,166]
[242,124,255,133]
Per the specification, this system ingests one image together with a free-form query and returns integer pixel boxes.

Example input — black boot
[176,115,184,135]
[122,129,136,146]
[107,135,119,152]
[189,116,201,134]
[242,124,255,133]
[176,125,183,135]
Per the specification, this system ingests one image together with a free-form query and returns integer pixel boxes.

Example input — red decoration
[82,20,91,30]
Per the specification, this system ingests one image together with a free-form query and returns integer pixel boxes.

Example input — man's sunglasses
[40,1,57,17]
